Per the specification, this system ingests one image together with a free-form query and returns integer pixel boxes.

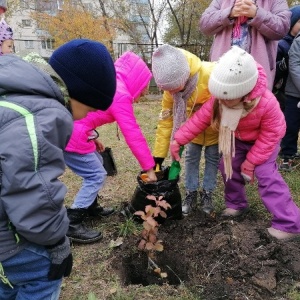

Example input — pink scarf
[233,16,248,38]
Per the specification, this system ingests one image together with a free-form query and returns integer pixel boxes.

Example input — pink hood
[174,64,286,166]
[65,51,155,171]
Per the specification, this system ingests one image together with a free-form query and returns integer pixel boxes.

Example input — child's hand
[95,139,105,152]
[170,140,181,161]
[146,169,157,182]
[241,159,255,184]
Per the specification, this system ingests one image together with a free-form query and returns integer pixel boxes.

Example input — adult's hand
[230,0,257,18]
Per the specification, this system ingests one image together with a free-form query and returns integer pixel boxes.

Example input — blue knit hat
[290,5,300,29]
[49,39,116,110]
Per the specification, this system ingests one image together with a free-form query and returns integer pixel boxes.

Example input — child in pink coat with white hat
[170,46,300,241]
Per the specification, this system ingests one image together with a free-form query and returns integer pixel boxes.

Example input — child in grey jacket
[0,39,116,300]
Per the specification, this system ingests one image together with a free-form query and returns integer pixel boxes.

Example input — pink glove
[170,140,181,161]
[241,159,255,184]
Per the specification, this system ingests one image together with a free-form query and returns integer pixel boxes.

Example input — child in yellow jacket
[152,44,219,217]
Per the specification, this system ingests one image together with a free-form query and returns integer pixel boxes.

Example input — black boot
[67,208,103,244]
[87,196,115,217]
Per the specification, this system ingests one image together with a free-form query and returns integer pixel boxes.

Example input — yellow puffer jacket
[153,49,218,158]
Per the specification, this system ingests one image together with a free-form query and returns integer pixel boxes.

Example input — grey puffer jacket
[285,32,300,98]
[0,55,73,261]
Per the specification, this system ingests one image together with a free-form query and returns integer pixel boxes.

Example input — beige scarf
[219,102,244,181]
[219,98,260,180]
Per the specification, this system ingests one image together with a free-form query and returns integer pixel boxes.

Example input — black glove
[46,236,73,280]
[153,157,164,170]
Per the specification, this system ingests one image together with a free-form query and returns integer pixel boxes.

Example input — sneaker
[221,207,249,218]
[200,190,215,215]
[182,191,197,216]
[279,158,296,171]
[267,227,300,241]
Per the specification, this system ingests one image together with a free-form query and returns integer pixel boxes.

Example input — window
[84,3,93,11]
[35,0,57,13]
[20,0,30,9]
[41,39,55,50]
[24,40,34,49]
[22,19,32,27]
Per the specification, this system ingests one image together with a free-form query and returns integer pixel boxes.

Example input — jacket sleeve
[199,0,233,36]
[1,105,73,246]
[174,98,214,145]
[249,2,291,41]
[246,97,286,166]
[112,95,155,171]
[153,92,175,158]
[287,36,300,94]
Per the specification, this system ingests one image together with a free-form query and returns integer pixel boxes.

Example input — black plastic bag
[124,167,183,224]
[100,147,117,176]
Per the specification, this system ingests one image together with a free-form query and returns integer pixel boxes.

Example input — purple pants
[219,139,300,233]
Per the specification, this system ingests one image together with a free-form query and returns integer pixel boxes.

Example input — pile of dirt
[113,209,300,300]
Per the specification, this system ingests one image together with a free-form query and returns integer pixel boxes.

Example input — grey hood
[0,54,66,105]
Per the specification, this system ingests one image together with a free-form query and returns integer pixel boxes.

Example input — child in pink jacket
[0,18,13,55]
[64,51,156,243]
[170,46,300,241]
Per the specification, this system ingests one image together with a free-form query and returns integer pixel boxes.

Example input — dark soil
[113,208,300,300]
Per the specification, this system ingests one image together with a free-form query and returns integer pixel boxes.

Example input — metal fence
[13,39,213,93]
[115,41,213,93]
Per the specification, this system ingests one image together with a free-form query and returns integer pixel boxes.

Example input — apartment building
[8,0,150,59]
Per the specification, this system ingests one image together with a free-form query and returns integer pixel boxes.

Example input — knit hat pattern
[152,44,190,91]
[208,46,258,100]
[49,39,116,111]
[290,5,300,29]
[0,18,13,50]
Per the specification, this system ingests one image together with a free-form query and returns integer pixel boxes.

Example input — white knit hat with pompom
[208,46,258,100]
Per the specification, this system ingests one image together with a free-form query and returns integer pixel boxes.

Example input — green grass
[59,94,300,299]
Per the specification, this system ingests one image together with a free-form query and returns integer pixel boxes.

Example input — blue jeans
[0,244,61,300]
[184,143,219,192]
[64,151,107,208]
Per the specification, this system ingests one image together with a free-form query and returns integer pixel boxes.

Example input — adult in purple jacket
[199,0,291,90]
[64,51,156,244]
[170,46,300,241]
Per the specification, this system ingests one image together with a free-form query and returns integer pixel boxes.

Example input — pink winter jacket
[65,51,155,171]
[199,0,291,90]
[174,64,286,166]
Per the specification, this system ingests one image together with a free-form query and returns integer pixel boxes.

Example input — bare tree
[163,0,210,45]
[104,0,166,60]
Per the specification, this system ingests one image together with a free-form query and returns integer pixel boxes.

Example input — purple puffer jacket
[199,0,291,90]
[174,64,286,166]
[65,51,155,171]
